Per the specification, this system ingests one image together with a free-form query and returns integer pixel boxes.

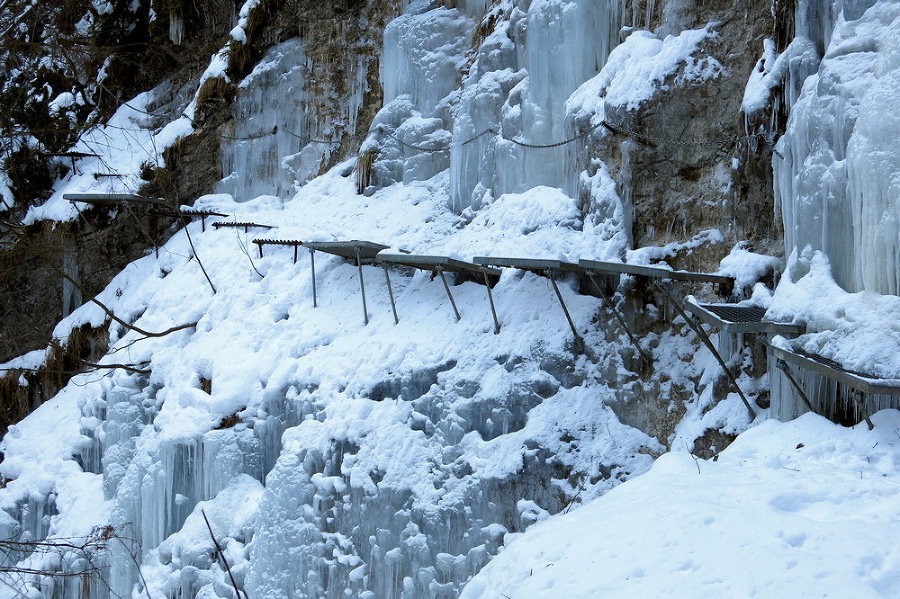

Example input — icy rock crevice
[566,18,758,264]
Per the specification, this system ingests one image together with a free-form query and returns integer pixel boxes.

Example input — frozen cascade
[365,7,475,190]
[774,1,900,294]
[382,8,475,117]
[100,385,305,597]
[217,38,325,201]
[449,0,622,213]
[744,1,875,154]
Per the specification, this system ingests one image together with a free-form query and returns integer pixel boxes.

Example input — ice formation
[449,0,623,212]
[217,39,319,201]
[774,1,900,295]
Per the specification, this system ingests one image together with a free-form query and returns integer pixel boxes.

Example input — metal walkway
[152,208,228,232]
[252,238,304,262]
[769,341,900,429]
[64,193,166,205]
[580,259,734,295]
[212,222,273,233]
[303,240,389,324]
[686,302,805,335]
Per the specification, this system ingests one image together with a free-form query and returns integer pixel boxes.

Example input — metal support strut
[382,264,399,325]
[437,268,461,322]
[777,360,873,430]
[482,268,501,334]
[654,282,755,420]
[852,390,875,430]
[356,247,369,325]
[586,273,652,368]
[547,270,584,354]
[309,248,318,308]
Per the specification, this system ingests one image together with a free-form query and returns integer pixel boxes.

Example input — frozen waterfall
[774,1,900,294]
[450,0,623,213]
[217,39,327,201]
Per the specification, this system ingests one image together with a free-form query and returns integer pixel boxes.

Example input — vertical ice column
[61,233,81,318]
[382,9,475,117]
[373,7,474,188]
[846,26,900,295]
[774,2,900,294]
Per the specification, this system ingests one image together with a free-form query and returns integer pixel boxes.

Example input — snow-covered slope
[461,411,900,599]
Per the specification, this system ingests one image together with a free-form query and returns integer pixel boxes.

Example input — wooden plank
[472,256,584,273]
[769,343,900,396]
[686,302,805,335]
[378,252,500,276]
[579,258,733,285]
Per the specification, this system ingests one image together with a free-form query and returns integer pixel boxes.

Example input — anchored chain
[376,118,774,153]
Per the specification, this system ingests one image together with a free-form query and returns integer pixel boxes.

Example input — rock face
[578,0,781,267]
[2,1,893,599]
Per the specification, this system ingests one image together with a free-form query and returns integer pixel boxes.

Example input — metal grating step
[702,304,768,323]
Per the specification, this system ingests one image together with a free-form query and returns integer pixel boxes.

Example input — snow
[568,25,723,117]
[461,410,900,599]
[742,38,779,114]
[767,248,900,379]
[717,242,784,290]
[3,159,668,597]
[0,349,48,373]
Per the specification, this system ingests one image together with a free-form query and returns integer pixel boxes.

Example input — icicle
[169,15,184,45]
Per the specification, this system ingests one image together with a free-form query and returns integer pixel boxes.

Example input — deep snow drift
[461,410,900,599]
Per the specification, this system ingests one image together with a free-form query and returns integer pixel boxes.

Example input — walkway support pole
[437,268,461,322]
[482,268,501,334]
[655,282,755,420]
[547,270,584,354]
[355,246,369,325]
[309,248,318,308]
[382,265,400,325]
